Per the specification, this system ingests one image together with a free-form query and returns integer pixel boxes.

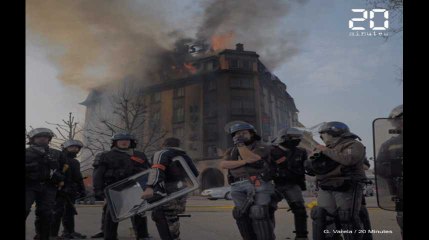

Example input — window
[174,88,185,98]
[208,80,217,91]
[230,78,241,88]
[229,59,239,69]
[204,94,217,118]
[242,60,252,70]
[205,62,213,71]
[230,78,253,89]
[150,111,160,127]
[212,61,219,70]
[205,124,218,141]
[173,100,185,122]
[241,78,252,88]
[173,127,184,138]
[151,92,161,103]
[173,107,184,122]
[190,105,199,113]
[231,97,255,115]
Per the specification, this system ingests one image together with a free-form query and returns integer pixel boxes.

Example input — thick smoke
[26,0,178,89]
[27,0,307,89]
[196,0,307,69]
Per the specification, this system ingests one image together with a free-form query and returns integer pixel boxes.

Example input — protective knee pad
[337,210,357,224]
[359,207,372,231]
[337,210,363,240]
[311,207,327,221]
[151,209,166,222]
[249,205,270,220]
[233,206,247,219]
[311,207,328,240]
[233,207,256,240]
[165,215,181,238]
[249,205,274,240]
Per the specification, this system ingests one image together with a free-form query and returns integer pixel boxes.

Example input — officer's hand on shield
[141,187,154,199]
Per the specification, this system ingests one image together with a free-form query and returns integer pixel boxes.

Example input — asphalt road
[25,196,401,240]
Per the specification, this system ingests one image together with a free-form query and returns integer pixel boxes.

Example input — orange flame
[183,62,197,74]
[211,32,235,51]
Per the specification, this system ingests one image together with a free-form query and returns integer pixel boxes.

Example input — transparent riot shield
[373,118,403,211]
[104,156,199,222]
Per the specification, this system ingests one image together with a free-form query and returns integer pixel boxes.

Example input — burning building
[79,43,316,190]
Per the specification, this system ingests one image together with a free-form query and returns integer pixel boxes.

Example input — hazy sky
[26,0,402,160]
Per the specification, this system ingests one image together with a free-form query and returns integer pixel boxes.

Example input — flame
[183,62,197,74]
[211,32,235,51]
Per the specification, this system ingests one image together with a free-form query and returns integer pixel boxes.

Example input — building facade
[80,44,317,191]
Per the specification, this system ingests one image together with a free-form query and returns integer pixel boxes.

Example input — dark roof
[219,49,259,57]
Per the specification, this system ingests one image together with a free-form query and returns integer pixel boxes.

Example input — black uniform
[93,148,151,240]
[26,146,65,240]
[270,145,308,239]
[51,153,86,237]
[91,151,108,239]
[147,147,199,240]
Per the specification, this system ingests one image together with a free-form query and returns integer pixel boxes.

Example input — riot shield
[372,118,403,211]
[104,156,199,222]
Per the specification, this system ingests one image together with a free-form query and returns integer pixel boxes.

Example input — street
[26,196,401,240]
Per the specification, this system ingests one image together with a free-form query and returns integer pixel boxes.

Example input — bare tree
[45,112,83,149]
[83,80,168,159]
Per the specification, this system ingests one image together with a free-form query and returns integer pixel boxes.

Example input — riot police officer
[219,122,275,240]
[375,105,403,236]
[51,139,87,239]
[141,137,199,240]
[93,132,152,240]
[26,128,65,240]
[90,150,108,239]
[307,122,366,240]
[270,127,309,240]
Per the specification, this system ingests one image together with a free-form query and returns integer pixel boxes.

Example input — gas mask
[281,139,301,148]
[65,151,78,158]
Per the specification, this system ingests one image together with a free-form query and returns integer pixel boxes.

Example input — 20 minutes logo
[349,9,389,37]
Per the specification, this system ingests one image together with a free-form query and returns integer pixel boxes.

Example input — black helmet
[27,128,55,140]
[229,122,257,136]
[389,104,403,119]
[318,121,350,137]
[111,132,136,141]
[111,132,137,148]
[62,139,84,149]
[272,127,303,145]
